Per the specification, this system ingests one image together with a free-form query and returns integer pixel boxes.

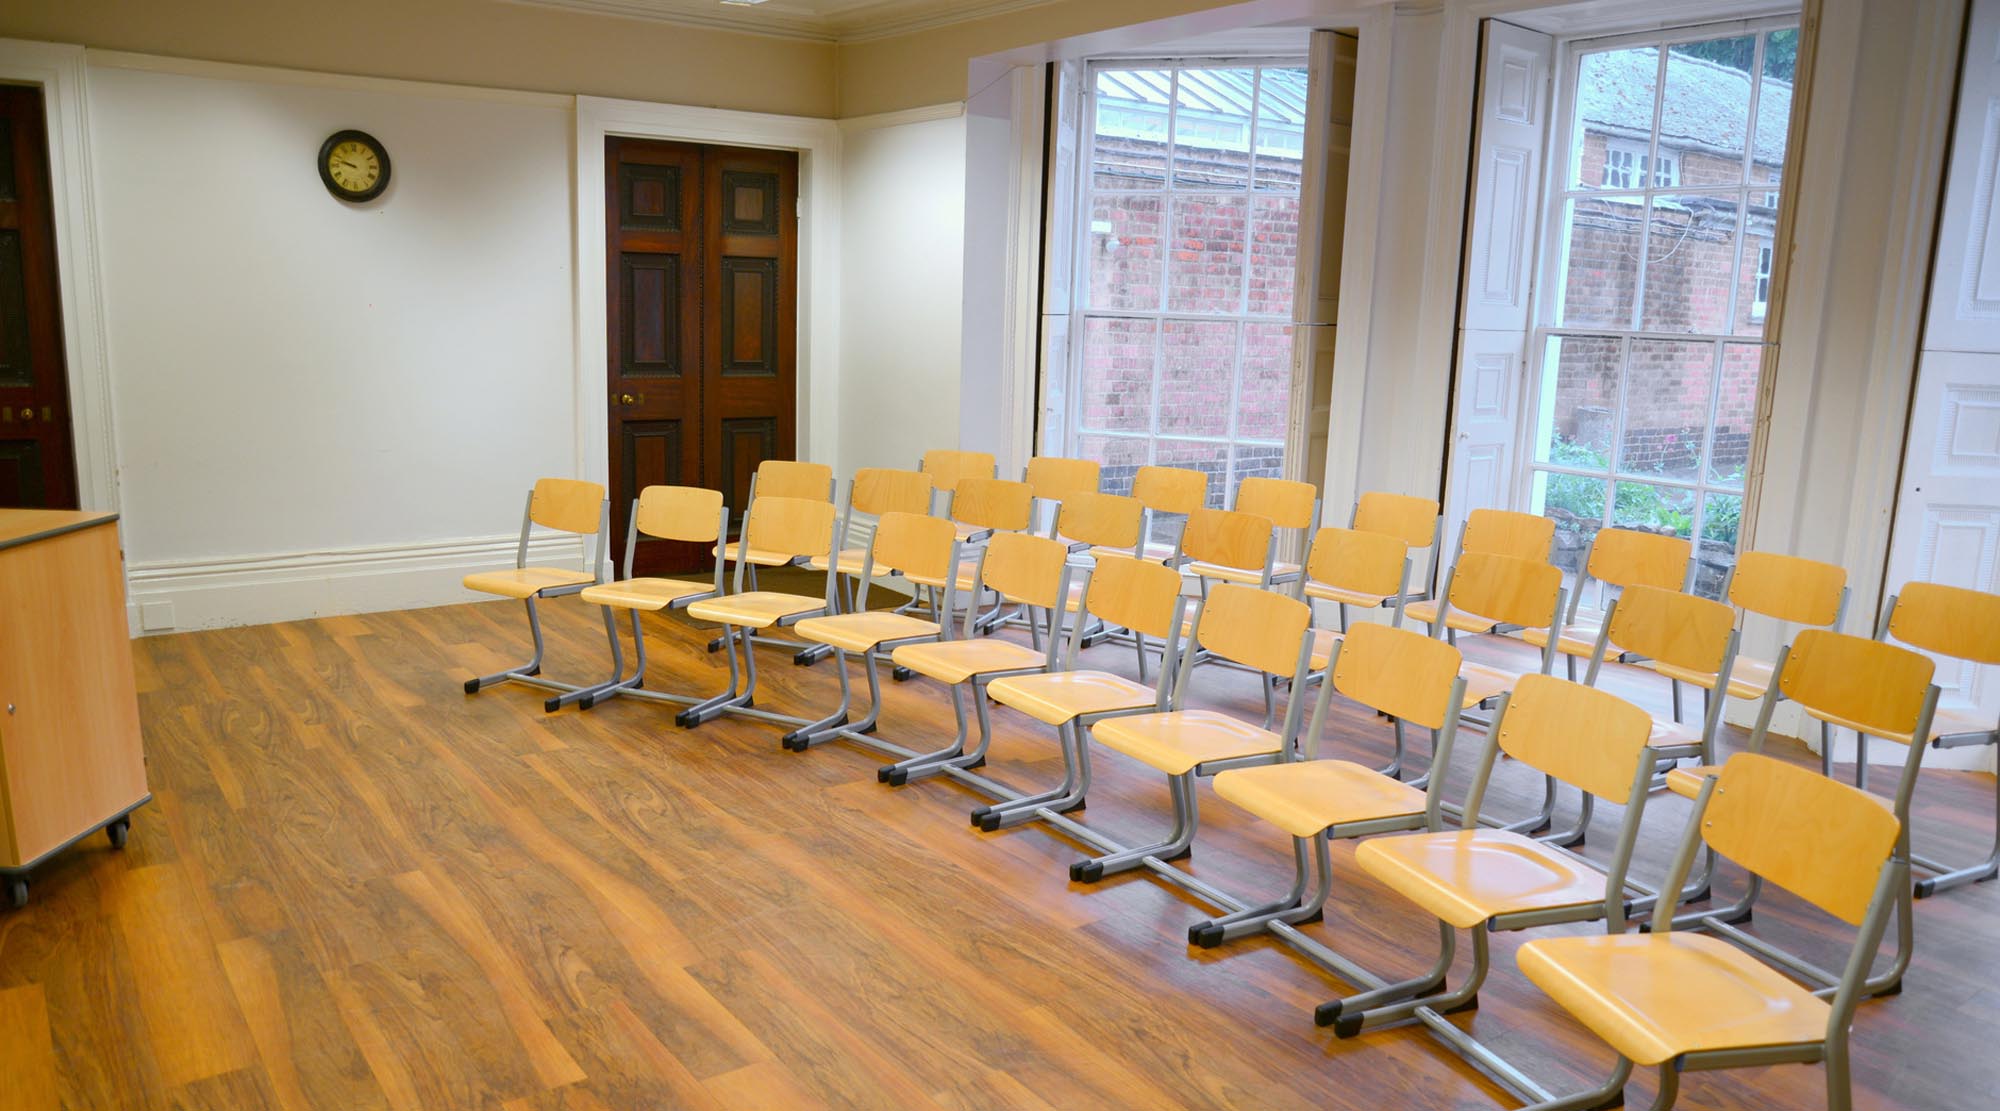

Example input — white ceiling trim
[502,0,1063,44]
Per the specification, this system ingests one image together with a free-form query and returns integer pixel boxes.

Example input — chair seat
[1090,543,1177,564]
[793,612,940,653]
[685,591,825,630]
[890,639,1045,684]
[1520,622,1616,661]
[1304,581,1388,608]
[463,566,595,600]
[805,548,871,576]
[1188,560,1299,586]
[1663,765,1716,800]
[1517,932,1832,1067]
[1930,704,1999,744]
[1459,661,1519,708]
[1309,628,1341,670]
[1092,710,1284,775]
[1212,759,1428,839]
[1404,597,1441,625]
[579,577,710,611]
[1647,717,1704,755]
[1356,829,1610,929]
[1407,596,1503,634]
[1653,654,1772,701]
[987,671,1156,725]
[712,543,803,568]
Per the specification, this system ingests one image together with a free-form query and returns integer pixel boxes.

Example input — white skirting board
[124,532,589,635]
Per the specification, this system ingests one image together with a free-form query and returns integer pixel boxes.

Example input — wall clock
[317,129,390,203]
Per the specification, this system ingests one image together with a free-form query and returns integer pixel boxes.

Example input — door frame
[0,39,117,512]
[574,96,839,497]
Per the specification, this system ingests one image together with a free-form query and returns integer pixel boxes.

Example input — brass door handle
[618,393,645,406]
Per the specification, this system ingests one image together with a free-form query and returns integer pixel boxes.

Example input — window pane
[1173,68,1253,188]
[1736,189,1777,337]
[1092,69,1169,189]
[1694,490,1743,599]
[1612,480,1695,538]
[1078,433,1149,497]
[1087,193,1165,311]
[1755,30,1798,180]
[1159,320,1236,437]
[1533,470,1609,579]
[1167,193,1248,313]
[1238,322,1294,440]
[1621,340,1714,482]
[1710,343,1760,486]
[1248,194,1299,317]
[1640,193,1743,334]
[1557,196,1644,328]
[1571,46,1658,190]
[1538,335,1620,468]
[1077,317,1157,433]
[1233,442,1286,485]
[1253,68,1307,191]
[1661,37,1754,187]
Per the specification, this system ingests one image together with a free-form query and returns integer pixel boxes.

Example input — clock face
[318,130,390,202]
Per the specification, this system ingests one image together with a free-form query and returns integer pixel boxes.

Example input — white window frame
[1751,243,1773,319]
[1522,14,1798,600]
[1604,136,1679,188]
[1065,56,1308,503]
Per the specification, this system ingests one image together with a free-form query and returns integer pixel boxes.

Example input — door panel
[0,85,76,510]
[702,149,797,517]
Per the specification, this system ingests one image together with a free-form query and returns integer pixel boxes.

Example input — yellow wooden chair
[1024,455,1101,527]
[1092,463,1209,563]
[1652,549,1846,710]
[1431,550,1567,708]
[1189,476,1319,588]
[1516,753,1903,1111]
[1667,630,1936,1000]
[1040,490,1146,645]
[1522,527,1691,679]
[1404,507,1554,627]
[1351,491,1442,607]
[796,467,935,665]
[678,496,840,730]
[704,459,835,659]
[1288,526,1415,773]
[1191,621,1468,950]
[1077,584,1316,882]
[787,512,964,751]
[975,554,1192,833]
[879,531,1080,786]
[920,449,996,516]
[462,477,608,699]
[950,476,1037,635]
[1173,507,1280,705]
[1873,581,2000,895]
[563,485,728,713]
[1323,674,1661,1037]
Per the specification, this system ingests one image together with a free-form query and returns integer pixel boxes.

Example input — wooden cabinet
[0,509,148,907]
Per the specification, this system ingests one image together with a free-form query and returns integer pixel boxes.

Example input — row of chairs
[458,462,1990,1109]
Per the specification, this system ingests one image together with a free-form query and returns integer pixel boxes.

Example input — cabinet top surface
[0,509,120,553]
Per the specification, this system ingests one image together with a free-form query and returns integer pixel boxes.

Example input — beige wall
[0,0,836,117]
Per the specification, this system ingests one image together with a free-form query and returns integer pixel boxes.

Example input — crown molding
[501,0,1062,44]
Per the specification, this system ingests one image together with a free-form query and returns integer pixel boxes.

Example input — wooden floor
[2,591,1996,1110]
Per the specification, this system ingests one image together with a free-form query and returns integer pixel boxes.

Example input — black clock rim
[317,129,391,203]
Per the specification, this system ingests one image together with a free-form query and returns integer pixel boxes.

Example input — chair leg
[1539,791,1593,848]
[1317,918,1460,1030]
[779,647,856,749]
[676,624,759,727]
[1645,1063,1680,1111]
[1187,834,1331,947]
[464,596,549,693]
[880,679,973,785]
[1913,760,2000,896]
[578,607,655,711]
[1821,719,1834,778]
[1070,771,1197,882]
[1378,718,1407,780]
[972,720,1091,832]
[1516,1057,1634,1111]
[1670,678,1683,724]
[792,646,891,751]
[1854,731,1870,791]
[544,604,631,712]
[1323,921,1483,1037]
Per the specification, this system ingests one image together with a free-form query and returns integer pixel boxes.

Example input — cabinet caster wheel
[5,878,24,910]
[107,818,130,850]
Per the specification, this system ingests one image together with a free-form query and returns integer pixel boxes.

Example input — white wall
[836,107,968,479]
[87,59,578,629]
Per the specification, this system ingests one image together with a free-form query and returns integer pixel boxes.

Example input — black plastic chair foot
[463,678,481,693]
[706,638,725,653]
[674,711,697,727]
[1871,978,1904,998]
[543,697,562,713]
[1314,1000,1341,1027]
[892,666,914,682]
[1189,922,1226,948]
[977,812,1003,832]
[525,665,540,677]
[856,721,877,735]
[1069,860,1105,883]
[1332,1013,1365,1039]
[1055,797,1086,814]
[1915,878,1938,899]
[1442,992,1478,1016]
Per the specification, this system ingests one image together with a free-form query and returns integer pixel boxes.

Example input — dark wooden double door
[0,85,76,510]
[607,137,797,575]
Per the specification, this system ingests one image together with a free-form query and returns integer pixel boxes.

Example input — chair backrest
[1702,752,1902,926]
[1182,507,1273,573]
[921,449,996,493]
[1353,491,1441,549]
[1730,550,1845,626]
[1082,554,1186,640]
[850,468,933,518]
[952,476,1035,532]
[530,478,604,534]
[743,496,837,560]
[1603,584,1734,676]
[870,511,956,584]
[981,531,1071,609]
[1780,629,1935,739]
[754,460,834,502]
[1495,674,1654,801]
[1304,527,1408,600]
[1587,528,1691,591]
[1887,581,2000,665]
[1235,477,1317,530]
[1446,551,1563,629]
[1025,456,1101,503]
[634,485,724,543]
[1057,491,1144,551]
[1332,622,1463,731]
[1130,465,1209,516]
[1462,508,1555,561]
[1195,584,1310,677]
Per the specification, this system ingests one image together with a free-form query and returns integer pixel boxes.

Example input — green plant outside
[1540,435,1742,545]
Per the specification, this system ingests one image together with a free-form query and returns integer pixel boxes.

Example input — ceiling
[502,0,1062,43]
